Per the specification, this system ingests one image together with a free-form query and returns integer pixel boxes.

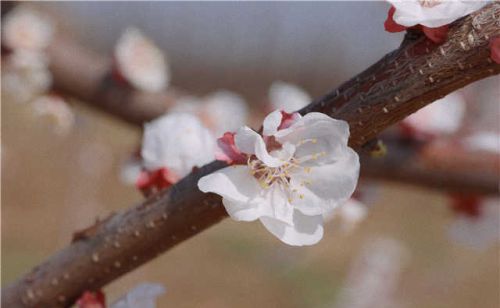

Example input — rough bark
[3,3,499,307]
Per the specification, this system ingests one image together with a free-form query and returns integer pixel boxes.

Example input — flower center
[248,156,301,189]
[247,138,327,203]
[418,0,441,8]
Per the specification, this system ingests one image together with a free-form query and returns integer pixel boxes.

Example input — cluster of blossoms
[2,6,54,99]
[2,6,75,135]
[198,110,360,246]
[114,27,170,93]
[77,283,165,308]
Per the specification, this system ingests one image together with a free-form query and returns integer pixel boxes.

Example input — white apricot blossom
[198,110,360,246]
[171,91,249,138]
[269,81,311,113]
[142,113,216,180]
[401,91,465,138]
[2,6,54,51]
[115,27,170,92]
[203,91,249,137]
[388,0,487,28]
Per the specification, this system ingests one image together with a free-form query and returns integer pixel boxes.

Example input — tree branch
[361,136,499,195]
[3,4,499,307]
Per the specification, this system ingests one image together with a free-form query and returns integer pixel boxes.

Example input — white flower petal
[290,147,360,215]
[276,112,351,166]
[235,127,284,167]
[262,109,283,136]
[260,211,324,246]
[262,184,295,225]
[390,0,487,28]
[270,142,296,162]
[198,166,265,221]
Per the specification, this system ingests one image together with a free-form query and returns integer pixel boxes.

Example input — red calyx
[450,194,482,218]
[136,167,175,196]
[215,132,246,165]
[384,6,449,44]
[77,290,106,308]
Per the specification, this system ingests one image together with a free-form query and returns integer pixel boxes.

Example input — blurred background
[2,2,499,307]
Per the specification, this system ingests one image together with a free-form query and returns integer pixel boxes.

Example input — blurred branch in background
[47,34,177,126]
[361,136,499,195]
[2,3,499,307]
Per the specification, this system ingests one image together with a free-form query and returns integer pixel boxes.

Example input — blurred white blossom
[202,91,249,137]
[115,27,170,92]
[2,6,54,51]
[199,110,359,246]
[142,112,216,180]
[2,50,52,104]
[172,91,249,138]
[461,132,500,154]
[269,81,311,113]
[401,91,465,139]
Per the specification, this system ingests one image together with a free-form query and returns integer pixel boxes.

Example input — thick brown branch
[3,4,499,307]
